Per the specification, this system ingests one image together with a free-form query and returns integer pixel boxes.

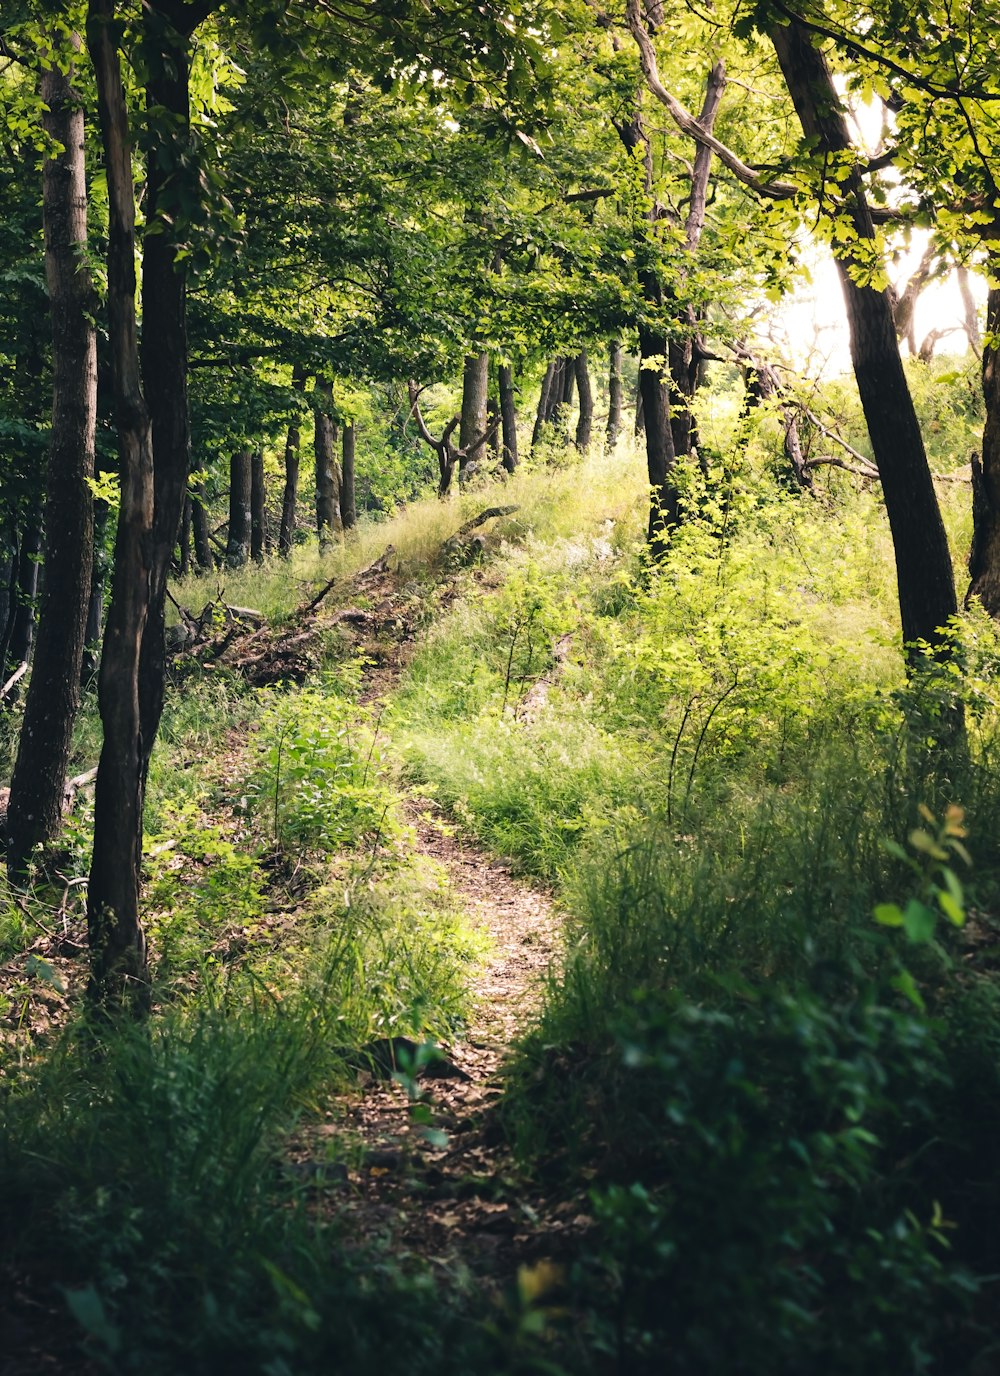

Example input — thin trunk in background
[607,340,623,448]
[575,350,593,451]
[341,421,357,530]
[279,362,307,555]
[6,509,43,676]
[8,44,97,876]
[191,483,213,568]
[314,377,342,544]
[499,363,518,472]
[532,360,556,450]
[250,450,266,563]
[227,451,252,566]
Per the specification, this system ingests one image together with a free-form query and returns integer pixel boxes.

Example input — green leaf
[937,888,965,927]
[874,902,904,927]
[891,968,926,1012]
[902,899,937,944]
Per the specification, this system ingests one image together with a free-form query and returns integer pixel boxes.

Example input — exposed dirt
[286,798,591,1291]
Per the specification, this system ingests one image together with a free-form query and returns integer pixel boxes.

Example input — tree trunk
[634,385,645,436]
[607,340,623,448]
[250,450,266,563]
[341,421,357,530]
[279,363,307,555]
[177,494,192,575]
[314,377,342,544]
[459,351,489,475]
[532,360,556,450]
[7,46,97,877]
[227,451,252,566]
[616,99,681,546]
[86,0,155,1009]
[957,267,982,356]
[498,364,518,473]
[191,483,213,569]
[7,510,43,678]
[968,282,1000,614]
[137,1,199,830]
[771,19,956,657]
[574,350,593,451]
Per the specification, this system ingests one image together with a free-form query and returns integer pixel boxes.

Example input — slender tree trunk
[771,19,957,657]
[968,282,1000,614]
[7,46,97,877]
[314,377,342,544]
[7,508,43,678]
[279,363,307,555]
[958,267,982,356]
[498,364,518,473]
[82,490,108,684]
[616,99,681,546]
[250,450,266,563]
[341,421,357,530]
[177,494,192,575]
[459,351,489,475]
[86,0,155,1008]
[191,483,213,568]
[574,350,593,451]
[532,360,556,450]
[487,395,501,464]
[227,451,252,566]
[634,386,645,436]
[607,340,623,448]
[665,64,724,458]
[138,2,199,817]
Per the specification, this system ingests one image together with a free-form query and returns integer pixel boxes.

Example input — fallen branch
[304,545,395,615]
[803,454,880,481]
[454,505,519,538]
[0,661,28,702]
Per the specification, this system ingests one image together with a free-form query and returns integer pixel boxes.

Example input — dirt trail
[293,799,588,1283]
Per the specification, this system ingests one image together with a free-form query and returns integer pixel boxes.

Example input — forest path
[285,547,591,1285]
[291,794,586,1287]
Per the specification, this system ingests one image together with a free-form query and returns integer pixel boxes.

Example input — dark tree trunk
[82,486,109,684]
[314,377,342,544]
[574,350,593,451]
[532,360,556,450]
[341,421,357,530]
[86,0,155,1008]
[191,483,213,568]
[227,450,252,566]
[498,364,518,473]
[771,19,957,657]
[177,494,192,575]
[7,46,97,877]
[669,62,725,458]
[138,0,200,828]
[0,535,15,675]
[634,386,645,436]
[607,340,623,448]
[250,450,266,563]
[616,100,681,545]
[279,363,307,555]
[7,509,43,677]
[459,352,489,475]
[487,396,501,464]
[968,283,1000,614]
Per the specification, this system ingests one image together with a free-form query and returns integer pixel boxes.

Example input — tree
[7,36,97,877]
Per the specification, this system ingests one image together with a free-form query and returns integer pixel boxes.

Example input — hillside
[2,436,1000,1373]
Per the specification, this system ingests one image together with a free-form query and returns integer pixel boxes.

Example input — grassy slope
[2,377,1000,1371]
